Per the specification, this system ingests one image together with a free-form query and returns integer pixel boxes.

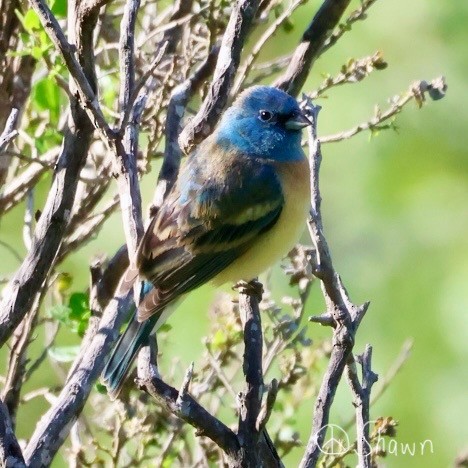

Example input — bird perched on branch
[102,86,311,398]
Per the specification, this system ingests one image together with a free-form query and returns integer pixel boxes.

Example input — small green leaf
[158,323,172,333]
[32,77,61,123]
[95,383,108,394]
[48,345,80,363]
[68,292,89,320]
[31,46,43,60]
[23,9,42,31]
[47,304,71,324]
[51,0,67,18]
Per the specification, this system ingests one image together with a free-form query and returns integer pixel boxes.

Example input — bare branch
[236,280,264,466]
[137,372,240,459]
[179,0,260,153]
[299,97,370,468]
[152,45,220,210]
[0,399,25,468]
[320,0,380,55]
[321,76,447,143]
[310,52,387,99]
[2,298,40,428]
[275,0,352,97]
[30,0,112,140]
[0,108,19,152]
[345,346,378,468]
[256,379,278,432]
[24,290,133,466]
[232,0,305,96]
[0,148,59,215]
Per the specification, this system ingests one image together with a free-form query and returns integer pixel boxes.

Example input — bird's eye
[258,110,273,122]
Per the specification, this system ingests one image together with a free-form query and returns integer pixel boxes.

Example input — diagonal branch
[0,399,25,468]
[274,0,352,97]
[24,289,133,465]
[152,45,220,210]
[0,0,102,347]
[179,0,260,153]
[136,362,241,460]
[29,0,113,141]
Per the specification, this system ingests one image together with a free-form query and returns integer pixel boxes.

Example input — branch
[137,369,240,460]
[0,108,19,152]
[29,0,113,141]
[152,45,220,210]
[345,346,378,468]
[320,0,380,55]
[310,52,387,99]
[321,76,447,143]
[299,97,370,468]
[0,0,101,347]
[275,0,352,97]
[24,289,133,465]
[179,0,260,153]
[236,280,264,466]
[114,0,145,258]
[0,148,59,215]
[2,296,40,427]
[232,0,305,96]
[0,399,25,468]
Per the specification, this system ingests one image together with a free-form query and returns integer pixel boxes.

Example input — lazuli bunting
[103,86,311,397]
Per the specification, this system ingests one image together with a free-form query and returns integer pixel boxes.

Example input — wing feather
[136,148,284,321]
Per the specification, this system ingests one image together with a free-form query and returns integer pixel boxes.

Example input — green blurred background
[1,0,467,466]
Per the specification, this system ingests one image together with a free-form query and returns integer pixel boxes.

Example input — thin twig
[0,108,19,152]
[321,77,447,143]
[345,346,378,468]
[29,0,114,141]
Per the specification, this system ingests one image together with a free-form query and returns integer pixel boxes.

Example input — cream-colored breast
[212,158,310,285]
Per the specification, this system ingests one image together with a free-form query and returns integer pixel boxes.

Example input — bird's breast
[213,157,310,285]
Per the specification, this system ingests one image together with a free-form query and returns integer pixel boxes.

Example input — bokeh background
[1,0,467,466]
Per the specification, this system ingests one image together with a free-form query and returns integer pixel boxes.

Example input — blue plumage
[102,86,311,398]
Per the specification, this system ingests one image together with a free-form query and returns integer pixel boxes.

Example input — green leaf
[95,383,108,394]
[158,323,172,333]
[31,46,43,60]
[23,9,42,31]
[51,0,67,18]
[32,77,61,123]
[48,345,80,363]
[68,292,89,320]
[47,304,71,325]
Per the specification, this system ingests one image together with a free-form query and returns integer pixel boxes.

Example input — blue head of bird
[215,86,310,162]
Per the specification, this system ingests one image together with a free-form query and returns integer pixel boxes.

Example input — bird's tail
[102,311,158,399]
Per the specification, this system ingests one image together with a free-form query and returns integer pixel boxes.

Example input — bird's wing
[136,153,284,321]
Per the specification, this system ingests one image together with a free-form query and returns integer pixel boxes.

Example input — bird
[102,85,311,398]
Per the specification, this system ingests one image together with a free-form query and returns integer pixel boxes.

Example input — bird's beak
[284,111,312,131]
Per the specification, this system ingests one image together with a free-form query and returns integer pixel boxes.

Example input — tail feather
[102,313,158,399]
